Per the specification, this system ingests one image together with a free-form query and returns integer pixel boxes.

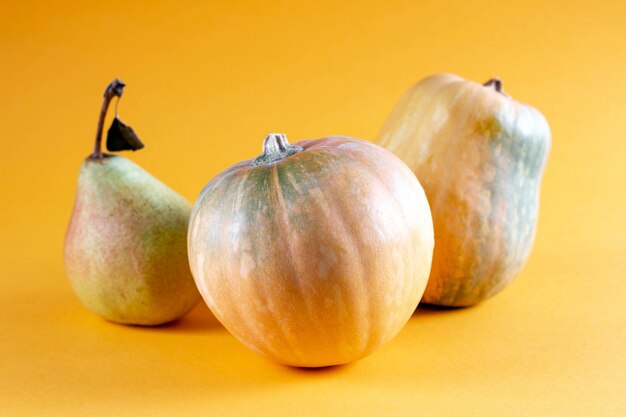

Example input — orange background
[1,1,625,415]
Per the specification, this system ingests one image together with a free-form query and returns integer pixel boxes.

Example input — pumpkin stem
[252,133,303,166]
[90,78,125,160]
[483,77,509,97]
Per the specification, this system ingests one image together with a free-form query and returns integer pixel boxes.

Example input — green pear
[64,79,199,325]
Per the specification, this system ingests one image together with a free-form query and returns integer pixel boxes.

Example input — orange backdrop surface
[1,1,625,416]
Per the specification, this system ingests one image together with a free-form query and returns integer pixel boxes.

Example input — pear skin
[65,155,200,325]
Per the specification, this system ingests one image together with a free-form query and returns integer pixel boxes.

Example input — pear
[64,79,199,325]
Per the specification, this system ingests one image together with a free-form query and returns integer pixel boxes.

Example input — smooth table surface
[2,247,625,416]
[1,0,625,415]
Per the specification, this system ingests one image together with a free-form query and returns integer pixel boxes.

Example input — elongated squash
[377,74,550,306]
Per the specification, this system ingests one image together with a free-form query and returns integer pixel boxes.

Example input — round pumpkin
[377,73,551,307]
[188,134,434,367]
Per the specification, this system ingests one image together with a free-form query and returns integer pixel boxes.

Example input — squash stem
[90,79,126,160]
[252,133,303,166]
[483,77,509,97]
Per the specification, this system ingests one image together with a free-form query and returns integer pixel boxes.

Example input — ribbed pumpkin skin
[188,136,434,367]
[377,74,551,307]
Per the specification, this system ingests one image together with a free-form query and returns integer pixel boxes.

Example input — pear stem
[91,79,126,159]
